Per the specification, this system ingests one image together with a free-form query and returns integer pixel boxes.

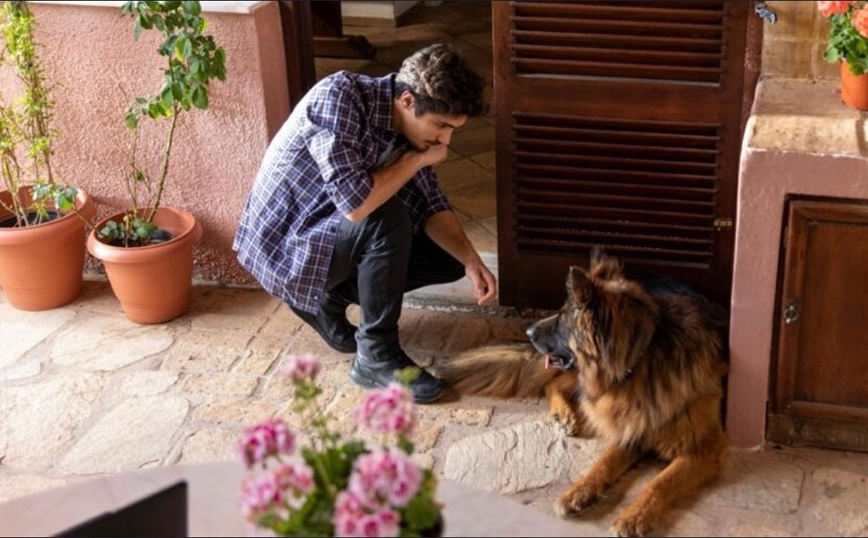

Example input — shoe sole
[323,339,357,354]
[309,326,357,354]
[349,368,444,404]
[289,305,357,353]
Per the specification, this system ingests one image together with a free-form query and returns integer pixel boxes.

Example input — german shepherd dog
[438,247,729,537]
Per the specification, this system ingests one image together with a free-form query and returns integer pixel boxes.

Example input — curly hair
[394,43,487,118]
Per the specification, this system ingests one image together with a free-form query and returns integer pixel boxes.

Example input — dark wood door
[767,199,868,452]
[493,1,753,308]
[278,1,317,109]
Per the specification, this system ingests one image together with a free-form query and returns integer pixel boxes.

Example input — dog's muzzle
[526,315,577,371]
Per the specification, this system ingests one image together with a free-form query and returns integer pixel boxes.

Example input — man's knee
[369,197,410,237]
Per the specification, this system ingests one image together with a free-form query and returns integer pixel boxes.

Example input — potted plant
[818,0,868,109]
[238,356,443,537]
[86,0,226,324]
[0,0,96,311]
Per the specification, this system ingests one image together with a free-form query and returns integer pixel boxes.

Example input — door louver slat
[517,164,717,187]
[514,45,724,67]
[510,1,727,84]
[494,1,749,308]
[512,112,721,268]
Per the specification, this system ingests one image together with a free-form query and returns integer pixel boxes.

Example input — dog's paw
[553,485,596,518]
[550,406,583,437]
[611,512,652,537]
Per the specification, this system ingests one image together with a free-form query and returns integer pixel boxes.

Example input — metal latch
[754,2,778,24]
[713,217,733,231]
[783,300,800,324]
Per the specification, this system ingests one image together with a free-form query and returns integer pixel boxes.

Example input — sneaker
[349,351,445,404]
[289,303,357,354]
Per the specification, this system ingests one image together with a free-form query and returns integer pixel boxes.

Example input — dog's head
[527,247,660,384]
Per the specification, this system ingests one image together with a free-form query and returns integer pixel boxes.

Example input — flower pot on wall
[840,62,868,110]
[87,207,202,324]
[0,186,95,311]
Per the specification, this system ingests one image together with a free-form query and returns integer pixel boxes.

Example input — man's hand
[465,258,497,305]
[405,142,449,169]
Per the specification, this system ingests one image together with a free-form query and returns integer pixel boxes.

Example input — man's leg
[343,197,445,403]
[405,232,465,293]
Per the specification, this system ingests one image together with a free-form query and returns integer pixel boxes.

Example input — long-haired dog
[438,247,729,537]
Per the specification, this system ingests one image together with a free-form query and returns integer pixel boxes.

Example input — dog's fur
[438,247,729,537]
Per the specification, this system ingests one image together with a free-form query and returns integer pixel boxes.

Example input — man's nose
[438,130,452,145]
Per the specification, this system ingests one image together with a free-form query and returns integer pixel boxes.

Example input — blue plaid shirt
[233,72,451,314]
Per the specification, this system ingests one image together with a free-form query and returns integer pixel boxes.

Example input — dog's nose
[526,325,536,340]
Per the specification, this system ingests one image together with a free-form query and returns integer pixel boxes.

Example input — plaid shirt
[233,72,451,314]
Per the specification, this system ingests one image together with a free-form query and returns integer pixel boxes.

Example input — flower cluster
[819,1,868,75]
[238,355,441,537]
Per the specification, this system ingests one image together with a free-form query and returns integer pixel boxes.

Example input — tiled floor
[315,1,498,255]
[3,282,868,537]
[5,5,868,537]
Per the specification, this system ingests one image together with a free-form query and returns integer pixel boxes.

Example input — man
[234,44,497,404]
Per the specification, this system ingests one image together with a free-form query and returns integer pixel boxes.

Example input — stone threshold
[747,77,868,158]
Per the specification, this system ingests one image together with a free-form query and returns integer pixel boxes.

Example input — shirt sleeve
[305,83,373,216]
[398,166,451,233]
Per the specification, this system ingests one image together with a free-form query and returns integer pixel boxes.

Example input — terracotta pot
[87,207,202,324]
[840,61,868,111]
[0,186,96,311]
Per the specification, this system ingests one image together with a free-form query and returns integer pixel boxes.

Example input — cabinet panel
[768,199,868,451]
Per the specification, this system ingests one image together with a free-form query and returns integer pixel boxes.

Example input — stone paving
[2,279,868,537]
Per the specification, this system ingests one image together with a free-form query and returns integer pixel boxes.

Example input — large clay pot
[0,186,96,311]
[87,207,202,324]
[841,61,868,110]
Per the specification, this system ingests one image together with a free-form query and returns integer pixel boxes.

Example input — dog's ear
[567,266,594,305]
[590,245,607,266]
[589,246,623,281]
[596,291,658,382]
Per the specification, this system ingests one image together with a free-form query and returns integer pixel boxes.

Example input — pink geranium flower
[237,419,295,468]
[275,461,315,498]
[333,491,401,538]
[240,472,284,519]
[355,382,415,437]
[280,354,322,382]
[348,447,423,508]
[238,357,440,536]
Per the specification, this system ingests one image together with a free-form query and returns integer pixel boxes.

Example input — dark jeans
[323,197,463,361]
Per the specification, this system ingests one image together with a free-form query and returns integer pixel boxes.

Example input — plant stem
[147,101,179,223]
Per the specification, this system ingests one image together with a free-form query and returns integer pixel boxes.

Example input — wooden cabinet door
[493,1,753,308]
[768,199,868,451]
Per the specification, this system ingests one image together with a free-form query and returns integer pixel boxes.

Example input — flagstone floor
[2,280,868,537]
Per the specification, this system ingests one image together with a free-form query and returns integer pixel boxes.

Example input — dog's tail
[436,344,563,399]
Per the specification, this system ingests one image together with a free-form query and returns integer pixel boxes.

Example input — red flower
[853,5,868,37]
[818,1,857,17]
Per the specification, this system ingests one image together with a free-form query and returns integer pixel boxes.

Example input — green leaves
[0,0,60,226]
[121,0,226,126]
[114,1,227,238]
[97,211,158,247]
[824,10,868,75]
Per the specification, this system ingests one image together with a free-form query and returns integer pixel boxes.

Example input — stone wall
[762,0,838,80]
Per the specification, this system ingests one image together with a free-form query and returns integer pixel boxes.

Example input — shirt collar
[370,74,396,132]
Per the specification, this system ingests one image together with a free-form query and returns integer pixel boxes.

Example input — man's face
[395,91,467,151]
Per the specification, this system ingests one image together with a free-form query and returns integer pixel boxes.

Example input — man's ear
[399,90,414,109]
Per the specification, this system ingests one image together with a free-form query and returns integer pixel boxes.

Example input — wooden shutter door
[494,1,750,308]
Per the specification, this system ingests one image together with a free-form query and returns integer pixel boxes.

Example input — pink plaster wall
[727,133,868,449]
[7,2,289,285]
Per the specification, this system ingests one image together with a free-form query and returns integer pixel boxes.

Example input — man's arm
[424,210,498,305]
[345,144,448,222]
